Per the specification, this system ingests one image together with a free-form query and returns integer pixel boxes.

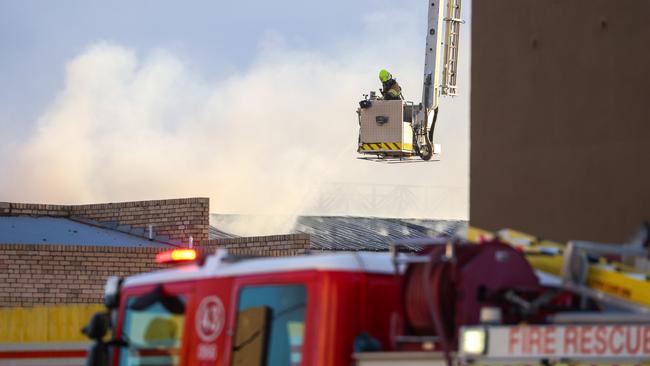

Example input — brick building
[0,198,311,307]
[1,197,463,307]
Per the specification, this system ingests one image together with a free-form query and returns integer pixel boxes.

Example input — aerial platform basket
[354,0,465,163]
[357,98,439,162]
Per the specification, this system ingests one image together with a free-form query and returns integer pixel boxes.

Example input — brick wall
[202,233,311,257]
[0,244,165,307]
[0,198,209,243]
[0,234,311,307]
[69,198,209,243]
[0,202,68,217]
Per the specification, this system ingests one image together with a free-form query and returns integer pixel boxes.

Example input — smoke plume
[0,9,469,236]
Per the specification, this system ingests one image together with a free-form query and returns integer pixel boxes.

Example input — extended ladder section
[470,226,650,312]
[441,0,463,96]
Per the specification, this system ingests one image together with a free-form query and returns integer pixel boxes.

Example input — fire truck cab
[90,250,401,366]
[85,237,650,366]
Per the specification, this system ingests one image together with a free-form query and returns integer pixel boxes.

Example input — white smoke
[0,8,469,236]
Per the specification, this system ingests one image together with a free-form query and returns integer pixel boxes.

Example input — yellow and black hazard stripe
[360,142,413,152]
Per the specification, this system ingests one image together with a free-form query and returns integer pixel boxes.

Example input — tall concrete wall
[471,0,650,242]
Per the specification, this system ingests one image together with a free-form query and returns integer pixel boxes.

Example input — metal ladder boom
[419,0,445,115]
[416,0,464,143]
[441,0,463,96]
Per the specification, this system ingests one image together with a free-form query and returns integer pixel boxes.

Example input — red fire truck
[83,235,650,366]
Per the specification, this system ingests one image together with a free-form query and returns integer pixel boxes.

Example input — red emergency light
[156,249,198,264]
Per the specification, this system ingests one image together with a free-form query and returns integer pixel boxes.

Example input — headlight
[104,276,122,309]
[461,327,487,355]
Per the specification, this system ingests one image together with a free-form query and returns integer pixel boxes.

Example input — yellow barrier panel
[0,304,105,342]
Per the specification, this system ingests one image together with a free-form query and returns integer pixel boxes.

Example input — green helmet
[379,69,392,83]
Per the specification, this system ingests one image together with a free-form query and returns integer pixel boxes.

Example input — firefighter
[378,69,403,100]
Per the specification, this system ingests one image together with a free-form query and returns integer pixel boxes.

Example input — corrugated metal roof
[0,217,171,247]
[210,215,467,251]
[209,225,239,240]
[297,216,465,251]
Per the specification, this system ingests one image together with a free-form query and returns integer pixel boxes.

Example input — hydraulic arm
[413,0,463,160]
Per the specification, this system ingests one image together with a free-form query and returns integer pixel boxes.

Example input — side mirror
[104,276,123,309]
[85,342,109,366]
[82,312,110,340]
[130,285,185,314]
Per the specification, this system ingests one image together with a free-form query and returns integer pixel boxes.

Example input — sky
[0,0,471,234]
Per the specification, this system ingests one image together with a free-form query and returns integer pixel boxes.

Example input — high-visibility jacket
[381,79,403,100]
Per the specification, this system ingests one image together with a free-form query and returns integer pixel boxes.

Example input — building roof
[0,216,171,247]
[210,215,467,251]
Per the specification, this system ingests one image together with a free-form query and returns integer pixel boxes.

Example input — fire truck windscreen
[232,285,307,366]
[119,295,187,365]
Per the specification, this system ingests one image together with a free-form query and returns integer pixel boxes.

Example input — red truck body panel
[113,265,400,366]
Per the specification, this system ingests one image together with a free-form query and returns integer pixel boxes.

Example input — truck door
[223,272,317,366]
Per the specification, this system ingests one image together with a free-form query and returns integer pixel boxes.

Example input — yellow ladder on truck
[466,227,650,310]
